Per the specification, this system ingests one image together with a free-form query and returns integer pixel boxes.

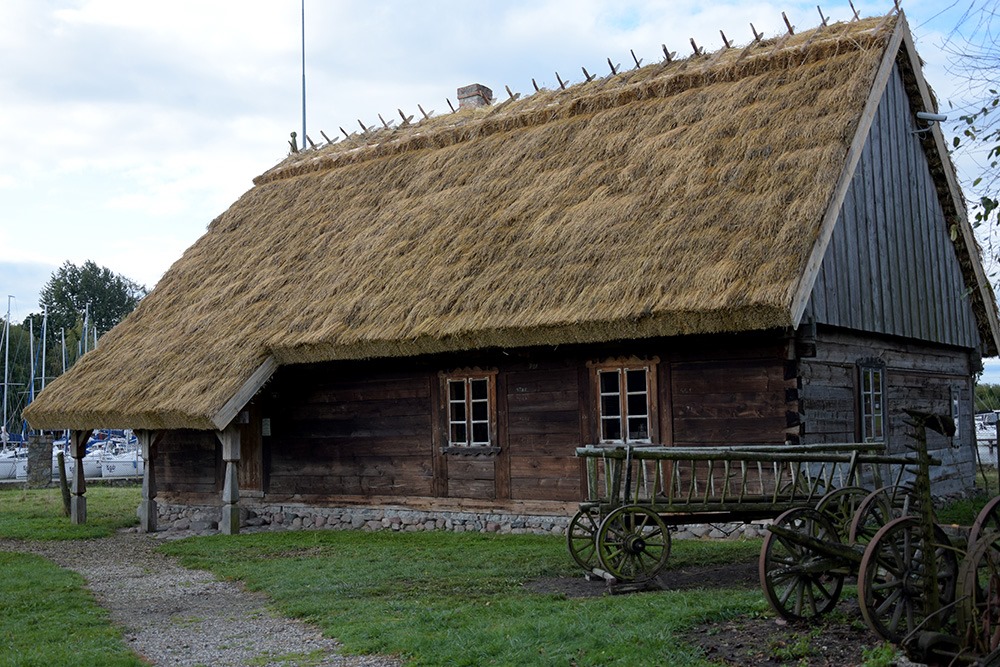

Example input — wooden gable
[805,61,982,352]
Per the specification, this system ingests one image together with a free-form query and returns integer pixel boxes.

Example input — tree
[945,3,1000,234]
[36,260,146,335]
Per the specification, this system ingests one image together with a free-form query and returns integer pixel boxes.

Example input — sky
[2,0,999,376]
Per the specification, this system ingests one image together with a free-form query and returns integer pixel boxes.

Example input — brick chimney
[457,83,493,110]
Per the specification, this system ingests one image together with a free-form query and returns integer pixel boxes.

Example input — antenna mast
[301,0,307,150]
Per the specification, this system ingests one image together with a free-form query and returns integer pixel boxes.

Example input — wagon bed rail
[575,443,931,518]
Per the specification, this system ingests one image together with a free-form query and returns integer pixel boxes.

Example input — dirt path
[0,531,401,667]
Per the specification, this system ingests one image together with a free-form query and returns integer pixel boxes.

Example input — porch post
[69,430,91,524]
[217,424,240,535]
[136,430,158,533]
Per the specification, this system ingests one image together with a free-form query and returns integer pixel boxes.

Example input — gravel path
[0,531,402,667]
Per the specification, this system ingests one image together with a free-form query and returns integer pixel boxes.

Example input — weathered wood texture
[808,63,981,351]
[156,429,220,496]
[798,327,975,494]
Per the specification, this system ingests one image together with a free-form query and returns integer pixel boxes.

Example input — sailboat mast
[28,317,34,404]
[40,305,47,391]
[3,295,10,436]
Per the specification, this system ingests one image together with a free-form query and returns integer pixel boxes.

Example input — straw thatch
[23,13,991,431]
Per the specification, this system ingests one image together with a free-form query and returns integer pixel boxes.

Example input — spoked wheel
[957,530,1000,656]
[759,507,845,620]
[566,507,601,571]
[595,505,671,583]
[858,516,958,643]
[969,497,1000,549]
[816,486,870,543]
[849,485,917,546]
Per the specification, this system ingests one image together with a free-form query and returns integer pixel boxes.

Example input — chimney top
[457,83,493,110]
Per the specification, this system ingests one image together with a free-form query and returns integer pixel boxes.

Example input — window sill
[441,446,501,456]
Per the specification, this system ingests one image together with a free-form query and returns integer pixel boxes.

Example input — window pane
[451,423,467,444]
[472,422,489,444]
[626,368,646,393]
[628,417,650,441]
[449,381,465,401]
[627,393,648,418]
[450,401,466,422]
[601,394,621,417]
[472,401,488,421]
[470,378,488,400]
[602,418,622,441]
[599,371,620,394]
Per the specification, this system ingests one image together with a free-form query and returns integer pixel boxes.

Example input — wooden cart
[569,441,917,584]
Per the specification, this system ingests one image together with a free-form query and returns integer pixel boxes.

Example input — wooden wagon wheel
[957,530,1000,657]
[595,505,671,583]
[848,485,917,546]
[815,486,870,543]
[566,507,601,571]
[969,497,1000,549]
[759,507,845,620]
[857,516,958,643]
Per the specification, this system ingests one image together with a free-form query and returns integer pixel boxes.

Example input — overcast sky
[1,1,995,373]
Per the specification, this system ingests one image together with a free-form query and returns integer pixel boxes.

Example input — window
[444,373,496,447]
[595,363,655,444]
[859,361,886,443]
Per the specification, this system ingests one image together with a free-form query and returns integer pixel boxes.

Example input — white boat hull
[0,458,15,479]
[100,456,143,478]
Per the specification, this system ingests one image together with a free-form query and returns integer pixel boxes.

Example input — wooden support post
[217,425,241,535]
[69,430,92,525]
[136,430,158,533]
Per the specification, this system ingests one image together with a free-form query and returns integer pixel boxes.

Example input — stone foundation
[155,502,771,539]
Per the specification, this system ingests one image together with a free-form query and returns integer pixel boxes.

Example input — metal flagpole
[301,0,307,150]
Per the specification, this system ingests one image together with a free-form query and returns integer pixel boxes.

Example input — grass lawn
[0,551,145,667]
[0,485,141,540]
[161,530,766,666]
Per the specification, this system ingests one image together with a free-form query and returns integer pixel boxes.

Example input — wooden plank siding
[797,327,974,494]
[807,63,981,351]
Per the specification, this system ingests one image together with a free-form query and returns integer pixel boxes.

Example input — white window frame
[593,361,657,444]
[859,361,886,443]
[443,372,496,448]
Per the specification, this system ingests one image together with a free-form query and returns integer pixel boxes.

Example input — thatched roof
[24,12,998,431]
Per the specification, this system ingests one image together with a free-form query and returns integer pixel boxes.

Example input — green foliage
[36,260,146,334]
[161,531,764,666]
[860,642,899,667]
[0,486,140,540]
[956,94,1000,230]
[0,551,145,666]
[975,383,1000,412]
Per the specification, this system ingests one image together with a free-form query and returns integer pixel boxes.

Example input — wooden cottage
[24,12,1000,533]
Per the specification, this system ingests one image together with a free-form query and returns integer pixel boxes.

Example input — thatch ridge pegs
[817,6,829,27]
[377,113,393,129]
[782,12,795,35]
[607,58,620,75]
[689,37,703,56]
[446,99,456,113]
[339,126,350,140]
[504,85,519,101]
[720,30,731,49]
[555,72,567,90]
[417,104,431,120]
[288,131,298,153]
[319,130,335,145]
[398,109,413,126]
[581,66,595,82]
[306,134,317,149]
[531,78,540,92]
[848,0,860,21]
[750,23,763,42]
[633,49,644,68]
[661,45,674,63]
[357,119,371,136]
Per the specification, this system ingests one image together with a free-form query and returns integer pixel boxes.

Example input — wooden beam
[210,356,278,431]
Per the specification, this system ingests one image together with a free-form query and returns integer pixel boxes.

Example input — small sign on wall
[262,418,272,437]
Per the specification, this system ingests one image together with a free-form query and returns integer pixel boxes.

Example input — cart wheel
[848,485,917,546]
[759,507,844,620]
[567,508,601,571]
[858,516,958,643]
[595,505,670,583]
[957,530,1000,656]
[969,497,1000,549]
[816,486,869,543]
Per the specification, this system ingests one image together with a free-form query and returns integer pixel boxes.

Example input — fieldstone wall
[155,501,770,540]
